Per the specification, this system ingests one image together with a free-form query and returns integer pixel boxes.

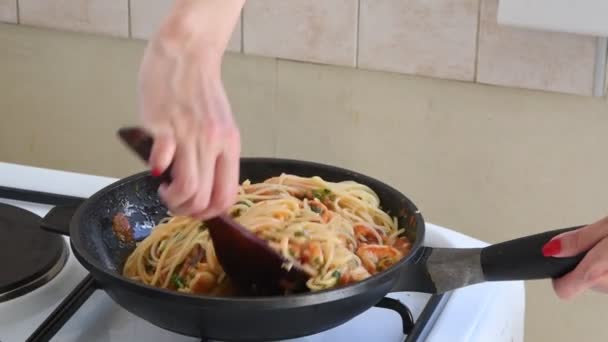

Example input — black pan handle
[481,225,587,281]
[40,205,81,236]
[390,247,438,293]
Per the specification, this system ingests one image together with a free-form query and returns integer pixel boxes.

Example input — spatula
[117,127,311,295]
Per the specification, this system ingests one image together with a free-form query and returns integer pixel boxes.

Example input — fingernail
[151,168,162,177]
[542,239,562,257]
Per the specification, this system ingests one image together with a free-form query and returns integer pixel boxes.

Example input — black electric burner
[0,203,68,302]
[0,186,450,342]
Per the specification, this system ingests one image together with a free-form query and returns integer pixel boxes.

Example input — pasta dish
[118,174,412,295]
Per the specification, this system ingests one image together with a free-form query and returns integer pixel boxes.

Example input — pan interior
[72,158,423,293]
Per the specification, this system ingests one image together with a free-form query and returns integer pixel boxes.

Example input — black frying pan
[40,158,586,341]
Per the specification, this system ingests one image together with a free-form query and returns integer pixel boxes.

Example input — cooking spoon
[117,127,311,295]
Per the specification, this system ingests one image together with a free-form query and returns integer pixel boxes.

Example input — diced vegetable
[171,274,186,289]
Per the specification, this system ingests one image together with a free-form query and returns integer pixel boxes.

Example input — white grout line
[473,0,482,82]
[354,0,361,67]
[240,12,244,53]
[593,37,607,97]
[127,0,132,39]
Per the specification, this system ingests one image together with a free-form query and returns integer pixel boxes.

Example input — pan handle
[390,247,438,293]
[40,205,80,236]
[480,225,587,281]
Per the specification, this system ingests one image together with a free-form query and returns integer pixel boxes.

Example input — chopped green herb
[288,248,296,257]
[310,205,323,214]
[170,274,185,289]
[313,257,322,265]
[198,224,206,232]
[236,200,251,207]
[294,231,305,237]
[332,270,341,279]
[311,188,332,201]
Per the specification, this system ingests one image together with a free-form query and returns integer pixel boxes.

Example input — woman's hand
[542,216,608,299]
[137,0,245,220]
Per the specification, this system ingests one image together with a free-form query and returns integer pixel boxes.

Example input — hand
[542,216,608,299]
[137,0,243,220]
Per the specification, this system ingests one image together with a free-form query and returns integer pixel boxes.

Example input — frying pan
[40,158,586,341]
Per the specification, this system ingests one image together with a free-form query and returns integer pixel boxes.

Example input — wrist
[156,0,242,57]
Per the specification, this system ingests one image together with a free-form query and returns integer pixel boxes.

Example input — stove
[0,162,526,342]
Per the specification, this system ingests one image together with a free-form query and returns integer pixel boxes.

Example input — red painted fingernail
[151,168,162,177]
[542,239,561,257]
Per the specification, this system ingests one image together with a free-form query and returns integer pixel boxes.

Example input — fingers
[173,130,219,217]
[157,121,240,219]
[195,130,241,220]
[552,237,608,300]
[591,274,608,294]
[158,135,199,211]
[543,217,608,258]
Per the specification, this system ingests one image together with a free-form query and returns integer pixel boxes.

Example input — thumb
[543,217,608,258]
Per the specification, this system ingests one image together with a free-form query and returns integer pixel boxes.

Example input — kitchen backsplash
[0,0,604,96]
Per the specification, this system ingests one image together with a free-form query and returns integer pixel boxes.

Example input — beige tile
[129,0,172,40]
[227,15,242,52]
[477,0,596,96]
[130,0,241,52]
[0,0,17,23]
[243,0,358,66]
[358,0,479,81]
[19,0,129,37]
[0,23,144,177]
[605,53,608,99]
[274,60,360,167]
[222,52,277,156]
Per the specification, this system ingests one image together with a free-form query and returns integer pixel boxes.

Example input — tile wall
[0,0,603,96]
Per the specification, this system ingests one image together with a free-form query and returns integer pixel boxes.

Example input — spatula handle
[117,127,173,183]
[480,225,587,281]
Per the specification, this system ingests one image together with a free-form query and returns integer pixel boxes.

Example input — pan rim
[69,157,426,307]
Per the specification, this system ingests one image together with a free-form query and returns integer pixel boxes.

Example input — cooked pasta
[121,174,412,295]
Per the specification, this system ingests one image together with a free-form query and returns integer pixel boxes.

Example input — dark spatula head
[205,214,311,295]
[117,126,311,295]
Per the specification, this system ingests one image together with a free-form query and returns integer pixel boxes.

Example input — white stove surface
[0,162,526,342]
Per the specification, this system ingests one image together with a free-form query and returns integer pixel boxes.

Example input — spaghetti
[121,174,412,295]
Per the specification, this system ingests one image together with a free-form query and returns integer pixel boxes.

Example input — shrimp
[392,237,412,255]
[354,224,381,244]
[340,266,371,285]
[356,245,403,274]
[301,241,324,267]
[189,271,217,294]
